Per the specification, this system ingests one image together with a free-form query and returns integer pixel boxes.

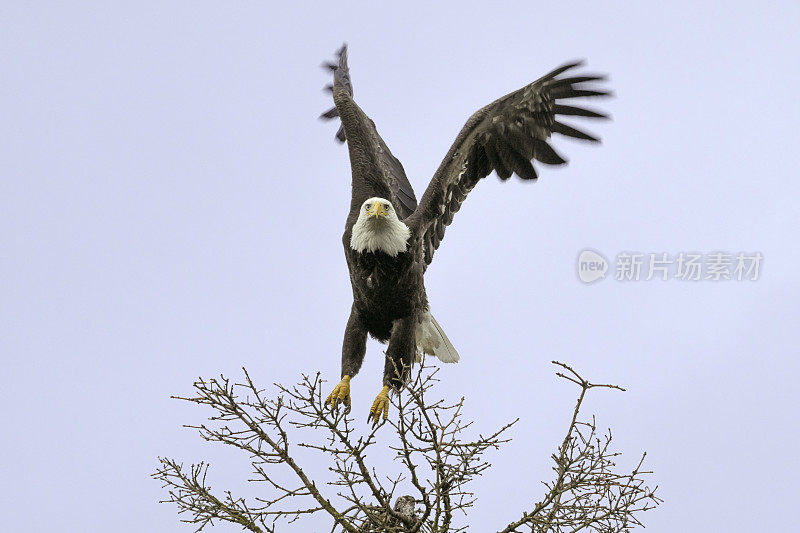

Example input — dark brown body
[340,226,427,389]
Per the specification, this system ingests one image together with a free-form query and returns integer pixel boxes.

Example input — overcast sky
[2,2,799,531]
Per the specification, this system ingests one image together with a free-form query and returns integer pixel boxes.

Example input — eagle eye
[383,203,390,210]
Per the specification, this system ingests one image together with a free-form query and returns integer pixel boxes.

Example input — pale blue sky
[2,2,799,531]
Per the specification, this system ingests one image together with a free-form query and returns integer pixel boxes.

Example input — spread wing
[410,61,610,266]
[320,45,417,219]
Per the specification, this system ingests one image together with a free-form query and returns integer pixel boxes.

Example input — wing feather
[552,121,600,142]
[320,45,418,218]
[410,60,610,266]
[532,139,567,165]
[551,104,609,119]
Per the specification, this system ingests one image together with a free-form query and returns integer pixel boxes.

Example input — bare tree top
[154,361,661,532]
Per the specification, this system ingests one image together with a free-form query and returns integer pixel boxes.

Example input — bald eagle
[321,45,609,424]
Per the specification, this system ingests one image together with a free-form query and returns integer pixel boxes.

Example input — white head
[350,197,411,257]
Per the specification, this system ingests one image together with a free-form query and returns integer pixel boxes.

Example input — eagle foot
[326,375,351,413]
[367,385,391,427]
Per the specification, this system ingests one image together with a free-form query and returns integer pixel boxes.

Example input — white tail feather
[415,311,460,363]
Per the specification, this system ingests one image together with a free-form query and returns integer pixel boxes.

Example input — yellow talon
[326,375,351,411]
[368,385,391,425]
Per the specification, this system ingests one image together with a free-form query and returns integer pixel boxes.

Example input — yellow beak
[369,202,388,219]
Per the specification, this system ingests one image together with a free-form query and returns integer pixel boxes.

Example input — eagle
[320,45,609,424]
